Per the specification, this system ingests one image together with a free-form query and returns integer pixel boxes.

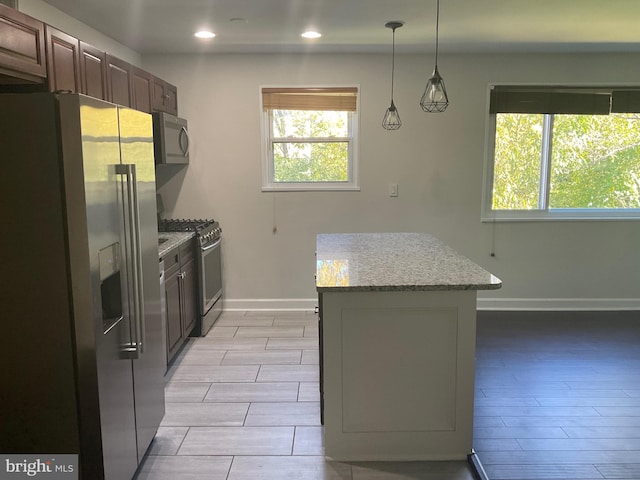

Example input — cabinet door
[163,82,178,115]
[181,258,198,337]
[106,54,131,107]
[79,41,106,100]
[165,267,184,363]
[0,4,46,82]
[152,76,178,115]
[131,65,152,113]
[45,25,80,92]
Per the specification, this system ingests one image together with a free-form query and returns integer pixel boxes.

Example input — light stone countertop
[158,232,195,258]
[316,232,502,292]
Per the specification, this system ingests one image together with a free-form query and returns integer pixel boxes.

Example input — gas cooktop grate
[158,219,216,232]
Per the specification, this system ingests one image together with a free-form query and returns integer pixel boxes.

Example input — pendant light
[382,21,404,130]
[420,0,449,113]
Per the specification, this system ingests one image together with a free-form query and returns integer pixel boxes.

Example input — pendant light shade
[382,21,403,130]
[420,66,448,112]
[420,0,449,113]
[382,100,401,130]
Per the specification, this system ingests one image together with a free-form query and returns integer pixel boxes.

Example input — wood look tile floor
[135,311,476,480]
[135,310,640,480]
[474,310,640,480]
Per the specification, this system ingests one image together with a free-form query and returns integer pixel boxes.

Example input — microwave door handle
[179,126,189,157]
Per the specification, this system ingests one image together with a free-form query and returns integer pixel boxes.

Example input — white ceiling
[42,0,640,55]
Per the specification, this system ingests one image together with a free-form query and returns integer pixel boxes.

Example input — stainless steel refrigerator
[0,93,165,479]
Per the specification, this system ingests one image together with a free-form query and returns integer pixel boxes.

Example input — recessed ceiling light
[301,31,322,39]
[194,30,216,39]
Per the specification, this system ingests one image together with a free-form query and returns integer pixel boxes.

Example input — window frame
[260,85,360,192]
[482,84,640,222]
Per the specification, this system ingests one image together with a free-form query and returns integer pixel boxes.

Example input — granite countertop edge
[158,232,195,257]
[315,232,503,293]
[317,282,503,293]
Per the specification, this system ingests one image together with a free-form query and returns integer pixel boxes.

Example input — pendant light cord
[434,0,440,68]
[390,27,396,103]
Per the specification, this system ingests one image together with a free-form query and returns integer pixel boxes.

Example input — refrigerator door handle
[116,163,146,358]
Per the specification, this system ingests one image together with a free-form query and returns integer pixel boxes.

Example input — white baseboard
[477,297,640,311]
[222,297,640,312]
[223,298,318,312]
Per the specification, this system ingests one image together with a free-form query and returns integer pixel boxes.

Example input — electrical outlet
[389,183,398,197]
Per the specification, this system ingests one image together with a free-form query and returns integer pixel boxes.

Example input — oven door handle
[201,238,222,251]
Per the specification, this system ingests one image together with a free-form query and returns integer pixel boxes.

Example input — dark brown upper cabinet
[45,25,80,93]
[131,65,153,113]
[79,41,107,100]
[1,4,177,113]
[106,56,156,113]
[152,76,178,116]
[0,4,46,83]
[106,53,132,107]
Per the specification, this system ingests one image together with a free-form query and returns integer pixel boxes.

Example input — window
[261,86,359,191]
[484,86,640,220]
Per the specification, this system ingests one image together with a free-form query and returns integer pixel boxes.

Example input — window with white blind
[260,86,360,191]
[483,85,640,221]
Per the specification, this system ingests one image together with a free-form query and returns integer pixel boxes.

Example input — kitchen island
[316,233,501,462]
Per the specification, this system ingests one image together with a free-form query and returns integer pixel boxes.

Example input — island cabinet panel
[341,306,458,433]
[45,25,80,93]
[321,290,478,461]
[0,4,45,82]
[79,41,107,100]
[106,53,131,107]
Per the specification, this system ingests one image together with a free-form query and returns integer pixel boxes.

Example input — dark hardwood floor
[474,310,640,480]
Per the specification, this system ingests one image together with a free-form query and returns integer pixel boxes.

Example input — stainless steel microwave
[152,112,189,165]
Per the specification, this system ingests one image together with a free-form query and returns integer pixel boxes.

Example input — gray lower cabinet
[164,241,198,366]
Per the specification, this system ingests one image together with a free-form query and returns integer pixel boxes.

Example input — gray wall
[145,52,640,311]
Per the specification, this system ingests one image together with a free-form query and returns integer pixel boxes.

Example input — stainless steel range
[158,219,222,336]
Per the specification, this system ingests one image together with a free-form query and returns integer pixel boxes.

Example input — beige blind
[262,87,358,112]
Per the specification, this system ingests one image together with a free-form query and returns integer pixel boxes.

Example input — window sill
[482,209,640,222]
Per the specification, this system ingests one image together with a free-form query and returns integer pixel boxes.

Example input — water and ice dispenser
[99,242,123,334]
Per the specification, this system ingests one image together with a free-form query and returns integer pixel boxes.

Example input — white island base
[320,289,478,461]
